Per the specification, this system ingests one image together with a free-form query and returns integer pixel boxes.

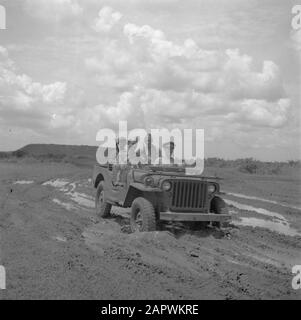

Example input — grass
[204,157,301,176]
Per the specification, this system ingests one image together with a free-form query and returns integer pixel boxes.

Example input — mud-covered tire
[131,197,156,232]
[95,181,112,218]
[187,221,210,230]
[211,196,228,228]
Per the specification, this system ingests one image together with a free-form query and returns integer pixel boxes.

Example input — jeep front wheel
[131,197,156,232]
[211,196,228,228]
[95,181,112,218]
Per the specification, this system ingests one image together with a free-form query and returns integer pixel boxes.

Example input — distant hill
[0,144,98,167]
[18,144,97,158]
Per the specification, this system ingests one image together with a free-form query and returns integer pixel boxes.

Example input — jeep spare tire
[95,181,112,218]
[131,197,156,232]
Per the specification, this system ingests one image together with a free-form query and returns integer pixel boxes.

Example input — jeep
[92,162,231,232]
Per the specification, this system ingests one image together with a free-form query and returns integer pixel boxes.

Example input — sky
[0,0,300,161]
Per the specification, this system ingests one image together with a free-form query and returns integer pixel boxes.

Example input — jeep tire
[95,181,112,218]
[131,197,156,232]
[211,196,228,228]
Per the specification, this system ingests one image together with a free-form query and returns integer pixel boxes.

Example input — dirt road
[0,161,300,299]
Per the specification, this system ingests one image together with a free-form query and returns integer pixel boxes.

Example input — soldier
[113,137,128,185]
[154,141,175,165]
[129,133,159,166]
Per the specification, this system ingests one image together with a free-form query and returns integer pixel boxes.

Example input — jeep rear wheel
[95,181,112,218]
[131,197,156,232]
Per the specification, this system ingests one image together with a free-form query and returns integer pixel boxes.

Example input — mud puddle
[233,217,301,237]
[225,191,301,211]
[226,199,301,237]
[225,199,286,221]
[13,180,34,185]
[44,178,94,209]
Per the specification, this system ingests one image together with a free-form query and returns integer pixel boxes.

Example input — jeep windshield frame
[133,165,222,180]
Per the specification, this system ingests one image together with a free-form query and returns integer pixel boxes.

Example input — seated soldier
[154,141,175,165]
[129,133,159,166]
[114,137,129,185]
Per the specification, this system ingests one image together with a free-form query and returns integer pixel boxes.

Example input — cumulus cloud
[85,41,139,90]
[89,91,145,128]
[0,46,67,129]
[123,23,283,96]
[92,6,122,32]
[87,22,290,131]
[226,99,290,128]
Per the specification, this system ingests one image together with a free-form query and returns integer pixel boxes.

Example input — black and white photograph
[0,0,301,303]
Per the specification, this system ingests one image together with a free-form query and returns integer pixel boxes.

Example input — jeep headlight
[144,176,154,187]
[162,180,172,192]
[208,183,216,193]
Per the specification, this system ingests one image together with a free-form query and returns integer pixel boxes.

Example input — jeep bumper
[159,211,231,222]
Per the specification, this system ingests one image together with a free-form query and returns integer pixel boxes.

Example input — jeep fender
[210,196,228,214]
[93,165,112,188]
[123,183,162,208]
[94,173,104,188]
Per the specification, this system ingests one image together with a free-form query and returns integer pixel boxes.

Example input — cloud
[226,98,290,128]
[85,22,290,131]
[25,0,83,22]
[88,91,146,129]
[0,46,67,129]
[73,17,293,151]
[84,41,139,90]
[92,6,122,32]
[124,23,165,44]
[123,23,282,94]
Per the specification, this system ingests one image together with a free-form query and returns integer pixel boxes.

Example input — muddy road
[0,161,300,299]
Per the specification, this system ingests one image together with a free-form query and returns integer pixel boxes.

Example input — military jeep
[92,162,231,232]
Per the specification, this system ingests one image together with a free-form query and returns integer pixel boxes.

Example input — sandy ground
[0,161,300,300]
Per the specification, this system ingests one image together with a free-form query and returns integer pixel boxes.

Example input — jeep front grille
[170,180,208,211]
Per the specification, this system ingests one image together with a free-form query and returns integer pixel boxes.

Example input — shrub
[12,150,27,158]
[238,158,258,174]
